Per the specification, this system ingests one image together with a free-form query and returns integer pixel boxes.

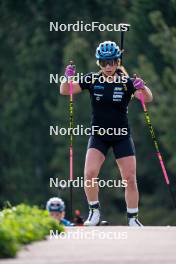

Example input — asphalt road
[1,226,176,264]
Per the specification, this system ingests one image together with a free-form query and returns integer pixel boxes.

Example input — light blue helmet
[46,197,65,212]
[95,41,121,60]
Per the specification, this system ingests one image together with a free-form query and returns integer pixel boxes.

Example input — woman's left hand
[133,75,153,102]
[133,77,145,90]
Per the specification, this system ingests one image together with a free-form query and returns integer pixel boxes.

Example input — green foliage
[0,204,64,258]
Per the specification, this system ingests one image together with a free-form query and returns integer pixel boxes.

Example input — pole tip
[133,74,137,79]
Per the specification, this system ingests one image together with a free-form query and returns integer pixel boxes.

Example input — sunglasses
[99,59,118,67]
[50,203,61,207]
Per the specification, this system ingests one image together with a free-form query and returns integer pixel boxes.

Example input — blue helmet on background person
[95,41,121,60]
[46,197,65,212]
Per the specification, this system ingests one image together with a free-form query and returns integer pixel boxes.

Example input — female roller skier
[60,41,153,226]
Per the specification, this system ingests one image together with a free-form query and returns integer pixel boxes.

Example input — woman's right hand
[64,63,76,78]
[60,63,81,95]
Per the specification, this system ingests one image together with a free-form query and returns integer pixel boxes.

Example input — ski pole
[119,26,130,76]
[138,90,176,208]
[120,29,176,209]
[120,31,124,64]
[69,61,74,220]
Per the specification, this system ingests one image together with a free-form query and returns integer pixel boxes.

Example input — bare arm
[60,81,82,95]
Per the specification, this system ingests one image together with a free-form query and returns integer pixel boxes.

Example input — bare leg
[116,155,139,208]
[84,148,105,202]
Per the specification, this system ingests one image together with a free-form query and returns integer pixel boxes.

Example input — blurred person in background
[46,197,74,226]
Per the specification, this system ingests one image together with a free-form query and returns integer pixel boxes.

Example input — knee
[124,169,137,188]
[84,168,98,181]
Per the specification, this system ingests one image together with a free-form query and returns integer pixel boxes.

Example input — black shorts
[87,135,135,159]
